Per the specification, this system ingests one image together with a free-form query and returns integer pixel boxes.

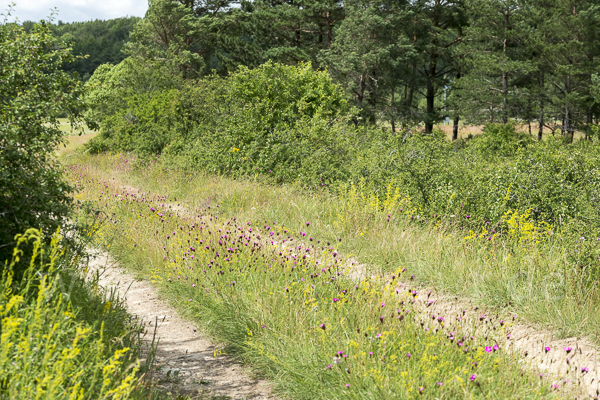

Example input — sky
[2,0,148,23]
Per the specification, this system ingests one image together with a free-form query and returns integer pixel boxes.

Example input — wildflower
[564,346,572,354]
[544,346,551,353]
[485,346,493,353]
[437,382,443,386]
[326,364,332,369]
[407,353,411,359]
[470,374,476,382]
[345,384,350,387]
[320,323,326,330]
[381,302,385,308]
[493,344,499,351]
[582,367,589,373]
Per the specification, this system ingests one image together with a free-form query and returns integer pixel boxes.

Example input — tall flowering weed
[0,229,140,399]
[69,162,563,399]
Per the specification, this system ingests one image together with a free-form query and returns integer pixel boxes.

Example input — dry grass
[435,122,588,141]
[57,132,98,157]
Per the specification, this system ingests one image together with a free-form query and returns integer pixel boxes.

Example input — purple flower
[582,366,589,373]
[544,346,551,353]
[470,374,477,382]
[320,323,326,330]
[485,346,493,353]
[564,346,572,353]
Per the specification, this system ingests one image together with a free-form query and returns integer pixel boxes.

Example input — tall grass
[0,228,153,399]
[65,152,591,398]
[68,153,600,341]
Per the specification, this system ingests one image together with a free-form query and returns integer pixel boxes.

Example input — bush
[0,229,141,399]
[0,18,87,264]
[83,57,600,273]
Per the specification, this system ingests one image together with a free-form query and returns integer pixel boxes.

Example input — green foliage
[470,123,534,157]
[71,173,556,399]
[85,54,600,278]
[0,17,86,262]
[85,58,183,127]
[88,61,355,182]
[0,229,141,399]
[31,17,139,81]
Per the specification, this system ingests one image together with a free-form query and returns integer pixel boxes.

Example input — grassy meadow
[56,61,600,399]
[62,147,598,399]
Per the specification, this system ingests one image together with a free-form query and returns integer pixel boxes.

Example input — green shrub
[471,123,533,157]
[0,229,141,399]
[0,18,87,264]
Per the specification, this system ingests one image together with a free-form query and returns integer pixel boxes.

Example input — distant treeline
[80,0,600,142]
[22,17,139,81]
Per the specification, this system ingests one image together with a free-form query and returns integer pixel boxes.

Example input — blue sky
[2,1,148,23]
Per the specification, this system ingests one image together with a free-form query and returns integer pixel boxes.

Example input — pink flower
[470,374,477,382]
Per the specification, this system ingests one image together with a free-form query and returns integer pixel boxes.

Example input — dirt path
[89,249,275,400]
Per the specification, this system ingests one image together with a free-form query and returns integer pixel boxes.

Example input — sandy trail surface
[89,249,275,400]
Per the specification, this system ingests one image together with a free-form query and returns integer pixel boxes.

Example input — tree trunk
[357,74,366,108]
[326,11,332,47]
[564,75,573,143]
[391,88,396,133]
[587,106,593,140]
[502,7,509,125]
[452,115,459,141]
[538,73,544,141]
[452,71,461,141]
[425,61,436,134]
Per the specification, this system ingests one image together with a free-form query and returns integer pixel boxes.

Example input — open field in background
[55,117,96,134]
[58,131,98,157]
[434,122,588,141]
[61,136,600,397]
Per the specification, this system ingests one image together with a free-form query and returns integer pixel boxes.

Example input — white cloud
[2,0,148,23]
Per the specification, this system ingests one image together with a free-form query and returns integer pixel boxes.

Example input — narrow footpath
[89,249,275,400]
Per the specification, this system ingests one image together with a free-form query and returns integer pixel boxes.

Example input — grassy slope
[63,150,593,398]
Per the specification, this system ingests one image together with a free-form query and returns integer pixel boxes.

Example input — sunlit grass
[62,152,593,398]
